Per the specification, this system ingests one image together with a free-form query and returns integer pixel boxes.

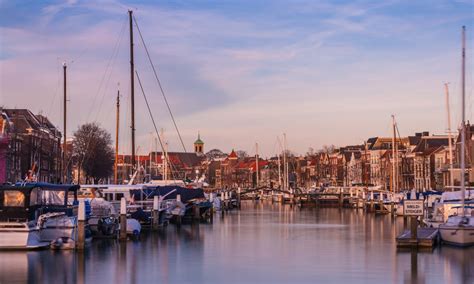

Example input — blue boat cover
[129,186,205,203]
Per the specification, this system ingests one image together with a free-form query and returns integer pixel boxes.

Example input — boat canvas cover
[441,190,474,202]
[129,186,205,203]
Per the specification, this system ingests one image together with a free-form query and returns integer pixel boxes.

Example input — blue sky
[1,0,473,156]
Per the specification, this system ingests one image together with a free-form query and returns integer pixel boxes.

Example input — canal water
[1,201,473,284]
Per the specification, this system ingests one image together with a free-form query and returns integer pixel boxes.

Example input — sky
[1,0,473,157]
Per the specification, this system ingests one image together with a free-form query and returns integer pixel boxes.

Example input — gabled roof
[413,136,450,153]
[3,109,61,138]
[366,137,378,149]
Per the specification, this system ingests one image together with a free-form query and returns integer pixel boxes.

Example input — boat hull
[0,223,48,249]
[40,216,77,242]
[439,225,474,247]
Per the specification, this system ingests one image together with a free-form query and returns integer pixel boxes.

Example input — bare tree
[205,149,226,160]
[73,123,114,183]
[236,150,249,158]
[318,144,336,154]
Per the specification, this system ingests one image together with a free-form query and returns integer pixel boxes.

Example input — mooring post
[411,216,418,244]
[193,204,200,222]
[378,192,384,212]
[349,188,353,208]
[362,191,366,210]
[224,192,229,211]
[237,187,241,209]
[209,194,214,223]
[152,196,159,230]
[370,191,374,212]
[77,200,85,250]
[339,188,343,208]
[176,194,182,226]
[120,197,127,241]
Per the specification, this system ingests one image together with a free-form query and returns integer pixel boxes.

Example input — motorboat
[0,183,80,249]
[424,190,474,228]
[439,214,474,246]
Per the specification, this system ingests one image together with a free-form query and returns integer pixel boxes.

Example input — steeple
[194,132,204,154]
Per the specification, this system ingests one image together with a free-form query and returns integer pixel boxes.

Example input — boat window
[40,190,65,206]
[4,191,25,207]
[116,193,124,201]
[68,191,76,202]
[30,187,39,206]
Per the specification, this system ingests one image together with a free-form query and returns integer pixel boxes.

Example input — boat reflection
[0,203,473,283]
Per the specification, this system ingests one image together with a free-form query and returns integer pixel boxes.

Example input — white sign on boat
[404,200,424,216]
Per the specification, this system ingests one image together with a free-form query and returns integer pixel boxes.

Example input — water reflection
[0,201,473,283]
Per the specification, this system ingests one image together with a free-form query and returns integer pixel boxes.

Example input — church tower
[194,132,204,154]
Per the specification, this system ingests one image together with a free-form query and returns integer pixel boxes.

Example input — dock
[396,228,439,248]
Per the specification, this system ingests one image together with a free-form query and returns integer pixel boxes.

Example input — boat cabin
[0,183,79,222]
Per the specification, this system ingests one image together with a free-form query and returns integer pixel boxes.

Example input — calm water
[1,201,473,284]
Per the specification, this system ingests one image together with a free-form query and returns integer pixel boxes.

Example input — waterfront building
[0,111,13,183]
[452,123,474,187]
[0,109,62,183]
[412,134,451,191]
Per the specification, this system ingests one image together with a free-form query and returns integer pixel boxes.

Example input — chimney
[422,131,429,136]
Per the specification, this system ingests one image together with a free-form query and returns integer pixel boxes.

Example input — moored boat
[0,183,80,249]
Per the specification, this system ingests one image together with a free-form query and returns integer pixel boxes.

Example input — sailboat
[439,26,474,247]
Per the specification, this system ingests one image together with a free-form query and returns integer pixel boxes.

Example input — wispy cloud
[1,0,473,155]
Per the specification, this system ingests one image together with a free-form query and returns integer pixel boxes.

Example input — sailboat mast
[391,115,396,192]
[63,62,67,183]
[277,153,282,189]
[256,142,259,188]
[460,26,466,216]
[129,10,136,171]
[283,133,288,191]
[444,83,455,190]
[114,89,120,184]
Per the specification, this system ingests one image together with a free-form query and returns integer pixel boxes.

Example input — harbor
[1,1,474,283]
[0,201,472,283]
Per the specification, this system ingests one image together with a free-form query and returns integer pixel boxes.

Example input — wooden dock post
[77,200,86,250]
[225,192,229,211]
[339,188,343,208]
[237,187,241,209]
[193,204,200,222]
[176,194,182,226]
[119,197,127,241]
[378,192,384,213]
[349,188,353,208]
[152,196,160,230]
[369,191,374,212]
[209,192,215,222]
[410,217,418,241]
[361,191,366,211]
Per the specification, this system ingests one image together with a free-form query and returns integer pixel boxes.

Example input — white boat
[38,212,77,242]
[0,222,45,249]
[439,26,474,247]
[439,215,474,246]
[424,190,474,227]
[0,183,80,249]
